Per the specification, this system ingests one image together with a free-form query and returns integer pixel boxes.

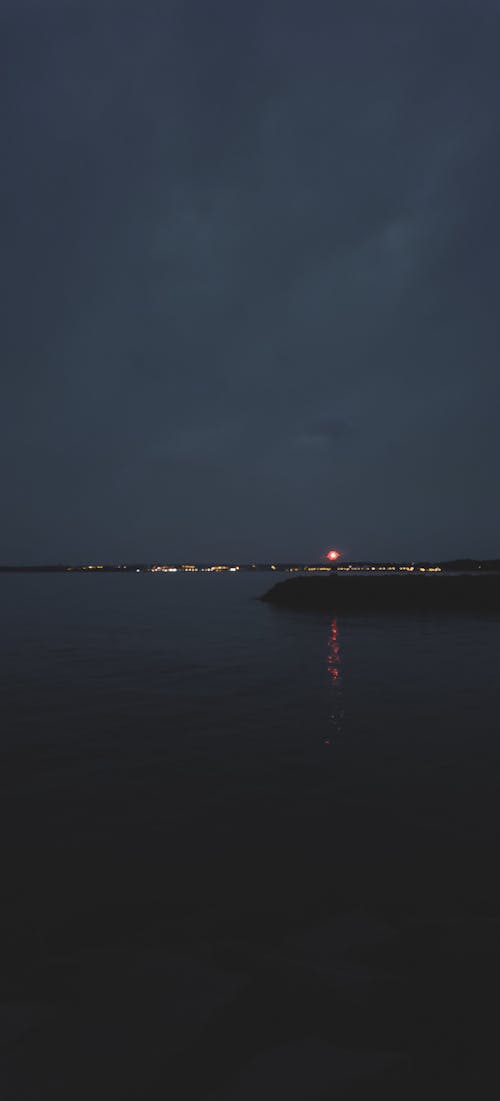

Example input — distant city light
[327,550,340,562]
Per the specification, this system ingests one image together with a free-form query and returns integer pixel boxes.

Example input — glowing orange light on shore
[327,550,340,562]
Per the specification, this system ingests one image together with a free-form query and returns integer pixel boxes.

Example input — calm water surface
[1,574,499,1099]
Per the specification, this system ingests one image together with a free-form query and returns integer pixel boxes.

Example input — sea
[1,572,499,1099]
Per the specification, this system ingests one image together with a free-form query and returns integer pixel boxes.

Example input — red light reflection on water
[326,617,344,741]
[327,618,341,682]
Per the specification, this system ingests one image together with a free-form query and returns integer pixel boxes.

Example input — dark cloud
[308,418,352,442]
[1,0,500,560]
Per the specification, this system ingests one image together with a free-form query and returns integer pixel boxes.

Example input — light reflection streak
[326,617,345,743]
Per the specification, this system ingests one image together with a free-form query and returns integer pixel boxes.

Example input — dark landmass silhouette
[262,573,500,613]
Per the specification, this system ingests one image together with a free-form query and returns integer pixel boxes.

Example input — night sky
[2,0,500,563]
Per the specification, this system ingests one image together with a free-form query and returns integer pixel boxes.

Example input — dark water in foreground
[1,574,499,1099]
